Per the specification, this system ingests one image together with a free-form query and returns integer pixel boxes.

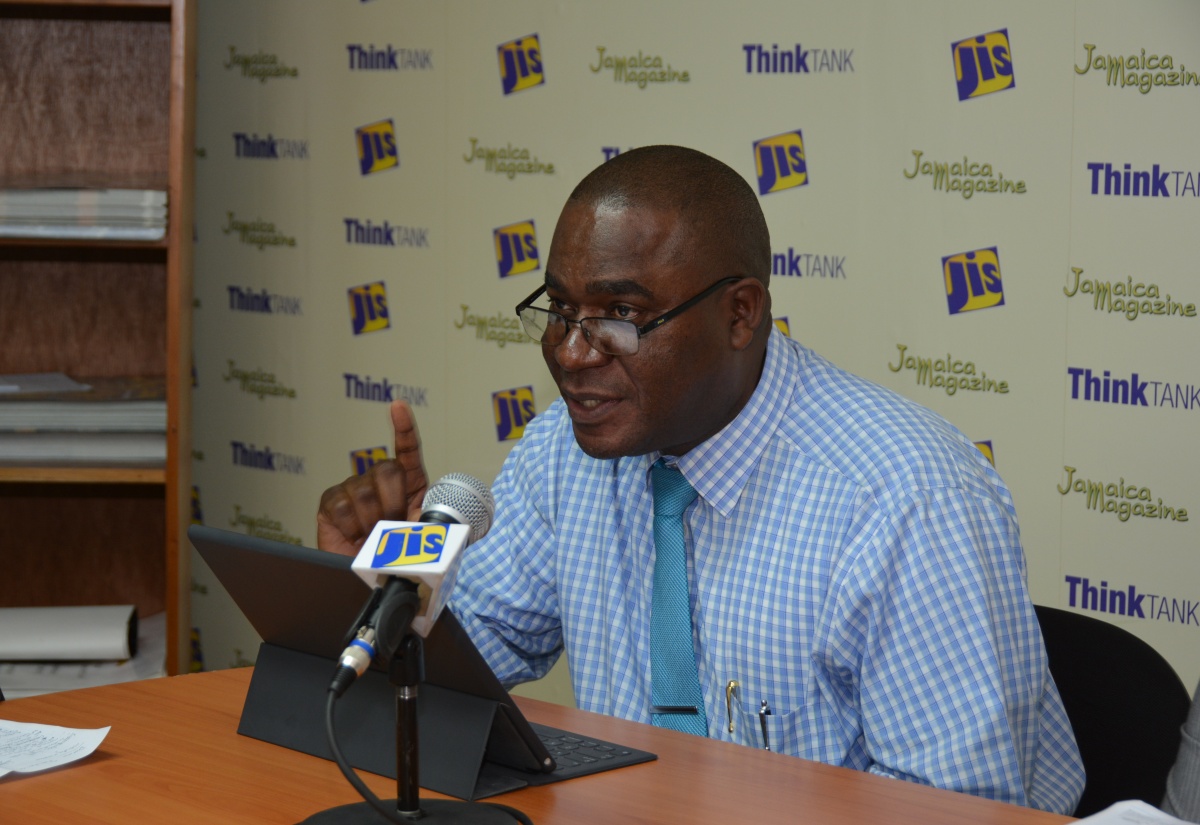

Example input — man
[1163,678,1200,822]
[318,145,1085,813]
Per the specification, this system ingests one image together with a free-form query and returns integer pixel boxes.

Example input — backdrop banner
[191,0,1200,702]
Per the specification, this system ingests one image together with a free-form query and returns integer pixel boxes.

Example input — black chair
[1036,604,1192,817]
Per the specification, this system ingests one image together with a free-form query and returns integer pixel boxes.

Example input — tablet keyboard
[530,722,656,780]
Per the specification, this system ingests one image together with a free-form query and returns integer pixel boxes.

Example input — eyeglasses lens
[518,309,638,356]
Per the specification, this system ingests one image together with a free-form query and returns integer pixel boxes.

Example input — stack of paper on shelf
[0,187,167,241]
[0,611,167,699]
[0,605,139,661]
[0,373,167,466]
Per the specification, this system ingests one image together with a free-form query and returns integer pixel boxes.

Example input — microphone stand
[304,602,530,824]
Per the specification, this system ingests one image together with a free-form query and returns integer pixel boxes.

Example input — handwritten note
[0,719,110,778]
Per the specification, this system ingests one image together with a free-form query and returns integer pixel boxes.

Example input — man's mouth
[563,393,621,422]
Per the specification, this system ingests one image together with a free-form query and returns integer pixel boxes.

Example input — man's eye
[549,298,574,316]
[611,304,636,319]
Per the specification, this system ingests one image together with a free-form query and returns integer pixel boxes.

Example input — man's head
[538,145,773,459]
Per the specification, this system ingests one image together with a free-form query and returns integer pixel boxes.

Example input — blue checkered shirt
[451,328,1084,813]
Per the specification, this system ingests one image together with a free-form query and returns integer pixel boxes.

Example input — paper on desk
[1076,800,1193,824]
[0,720,110,778]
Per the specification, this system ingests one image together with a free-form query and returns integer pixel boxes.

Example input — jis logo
[753,130,807,195]
[373,524,447,567]
[356,119,398,175]
[943,247,1005,315]
[974,440,995,466]
[191,485,204,525]
[494,220,539,278]
[498,34,544,95]
[494,386,536,441]
[952,29,1014,101]
[349,281,390,334]
[350,446,388,476]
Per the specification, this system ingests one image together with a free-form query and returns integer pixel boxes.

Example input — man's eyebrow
[544,271,653,299]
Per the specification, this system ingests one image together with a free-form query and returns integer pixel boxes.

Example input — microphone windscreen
[420,473,495,544]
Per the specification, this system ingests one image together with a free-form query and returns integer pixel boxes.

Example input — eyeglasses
[515,276,745,356]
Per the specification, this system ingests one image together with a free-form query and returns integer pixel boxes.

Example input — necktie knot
[651,460,698,519]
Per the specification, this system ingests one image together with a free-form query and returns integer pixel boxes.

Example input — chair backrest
[1036,605,1192,817]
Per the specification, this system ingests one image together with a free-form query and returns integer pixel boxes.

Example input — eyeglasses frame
[514,275,747,355]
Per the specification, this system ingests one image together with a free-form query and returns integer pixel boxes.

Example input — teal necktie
[650,459,708,736]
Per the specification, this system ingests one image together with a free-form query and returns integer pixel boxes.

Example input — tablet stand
[240,643,533,801]
[300,634,530,824]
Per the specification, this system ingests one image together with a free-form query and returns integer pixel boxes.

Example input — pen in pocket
[725,680,739,733]
[758,699,772,750]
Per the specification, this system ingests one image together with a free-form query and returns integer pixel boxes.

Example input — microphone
[330,473,495,697]
[417,472,495,544]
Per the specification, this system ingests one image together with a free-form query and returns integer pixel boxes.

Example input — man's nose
[553,323,609,370]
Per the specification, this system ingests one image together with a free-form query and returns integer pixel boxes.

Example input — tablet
[188,524,655,799]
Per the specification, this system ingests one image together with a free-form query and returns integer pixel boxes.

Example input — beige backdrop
[190,0,1200,702]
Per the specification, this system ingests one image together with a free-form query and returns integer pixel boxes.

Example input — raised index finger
[390,399,429,520]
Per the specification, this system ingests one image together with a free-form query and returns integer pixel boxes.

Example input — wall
[190,0,1200,700]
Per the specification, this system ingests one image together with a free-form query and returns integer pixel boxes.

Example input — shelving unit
[0,0,195,675]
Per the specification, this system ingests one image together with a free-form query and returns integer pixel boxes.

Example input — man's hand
[317,400,430,557]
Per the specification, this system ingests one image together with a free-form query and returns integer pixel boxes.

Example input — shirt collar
[653,327,798,518]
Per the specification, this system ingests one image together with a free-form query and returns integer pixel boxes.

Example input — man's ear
[727,278,769,351]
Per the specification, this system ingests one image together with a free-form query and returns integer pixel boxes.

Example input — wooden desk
[1,669,1073,824]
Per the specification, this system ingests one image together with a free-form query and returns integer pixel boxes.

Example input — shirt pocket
[728,692,803,755]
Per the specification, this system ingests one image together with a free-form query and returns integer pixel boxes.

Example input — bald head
[567,146,772,287]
